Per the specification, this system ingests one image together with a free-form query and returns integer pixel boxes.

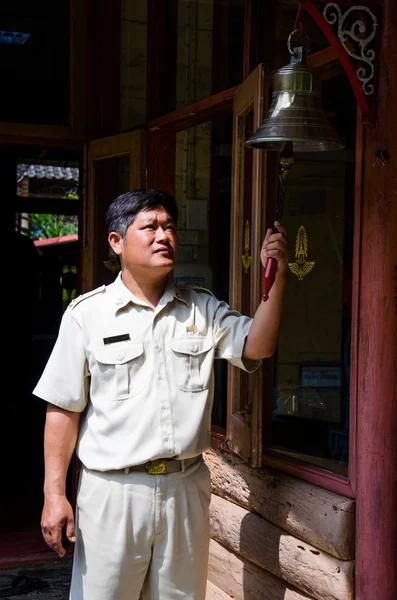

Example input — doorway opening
[3,144,82,561]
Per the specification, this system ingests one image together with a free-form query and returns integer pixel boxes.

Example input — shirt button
[154,343,160,350]
[192,345,198,353]
[161,404,167,410]
[115,299,123,305]
[158,375,163,380]
[164,436,169,442]
[116,353,124,360]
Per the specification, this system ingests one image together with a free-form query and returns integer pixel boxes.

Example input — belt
[123,455,201,475]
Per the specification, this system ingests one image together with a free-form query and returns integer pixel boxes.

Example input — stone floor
[0,561,228,599]
[0,560,72,599]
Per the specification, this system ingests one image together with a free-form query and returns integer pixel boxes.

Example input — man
[33,188,290,600]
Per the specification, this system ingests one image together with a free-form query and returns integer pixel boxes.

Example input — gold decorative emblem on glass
[104,249,121,273]
[242,220,252,273]
[288,225,315,280]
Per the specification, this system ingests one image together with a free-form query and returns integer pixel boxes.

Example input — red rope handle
[294,2,304,36]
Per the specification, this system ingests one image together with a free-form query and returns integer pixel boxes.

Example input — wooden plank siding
[204,448,355,560]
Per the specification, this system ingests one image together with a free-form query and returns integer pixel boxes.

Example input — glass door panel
[269,72,356,476]
[92,154,131,287]
[84,130,146,291]
[172,118,233,429]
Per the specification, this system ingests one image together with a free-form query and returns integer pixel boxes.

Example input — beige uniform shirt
[33,273,259,471]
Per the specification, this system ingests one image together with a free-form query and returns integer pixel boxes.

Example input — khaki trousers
[70,457,211,600]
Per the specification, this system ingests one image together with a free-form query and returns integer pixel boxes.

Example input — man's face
[109,207,178,275]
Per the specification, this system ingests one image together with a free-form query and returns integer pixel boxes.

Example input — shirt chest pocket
[94,342,145,401]
[171,337,213,392]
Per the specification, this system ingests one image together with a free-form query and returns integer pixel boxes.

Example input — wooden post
[91,0,121,137]
[355,0,397,597]
[146,0,177,121]
[243,0,275,79]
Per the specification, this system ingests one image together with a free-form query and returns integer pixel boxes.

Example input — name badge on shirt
[103,333,130,345]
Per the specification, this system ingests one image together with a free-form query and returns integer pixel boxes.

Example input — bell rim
[245,136,345,151]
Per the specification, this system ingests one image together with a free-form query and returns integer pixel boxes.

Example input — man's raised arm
[243,221,290,360]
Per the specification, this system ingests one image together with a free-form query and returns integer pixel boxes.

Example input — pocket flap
[171,337,212,356]
[95,342,144,365]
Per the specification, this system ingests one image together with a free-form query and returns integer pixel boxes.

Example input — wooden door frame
[226,63,266,467]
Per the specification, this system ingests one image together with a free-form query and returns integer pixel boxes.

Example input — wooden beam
[15,198,79,216]
[208,538,313,600]
[306,45,338,70]
[204,448,355,560]
[205,579,233,600]
[148,87,236,133]
[0,135,84,148]
[210,494,354,600]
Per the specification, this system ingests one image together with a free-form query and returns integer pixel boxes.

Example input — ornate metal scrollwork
[323,3,377,96]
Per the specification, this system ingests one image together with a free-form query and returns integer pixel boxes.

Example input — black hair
[106,189,179,263]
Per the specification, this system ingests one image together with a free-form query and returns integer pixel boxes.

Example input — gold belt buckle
[145,459,167,475]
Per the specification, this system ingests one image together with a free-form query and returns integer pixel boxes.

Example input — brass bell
[245,44,344,152]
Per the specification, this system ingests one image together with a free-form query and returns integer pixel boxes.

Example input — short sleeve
[32,309,89,412]
[212,298,261,373]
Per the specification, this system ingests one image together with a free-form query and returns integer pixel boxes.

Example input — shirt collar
[163,278,188,306]
[109,272,187,313]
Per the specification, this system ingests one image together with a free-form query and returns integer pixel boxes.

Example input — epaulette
[67,285,106,310]
[176,283,214,296]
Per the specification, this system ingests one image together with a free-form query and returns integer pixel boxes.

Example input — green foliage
[21,213,78,240]
[62,265,77,310]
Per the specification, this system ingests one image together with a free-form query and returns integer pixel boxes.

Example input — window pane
[176,0,244,109]
[0,1,70,125]
[270,72,356,476]
[173,116,233,427]
[17,162,79,200]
